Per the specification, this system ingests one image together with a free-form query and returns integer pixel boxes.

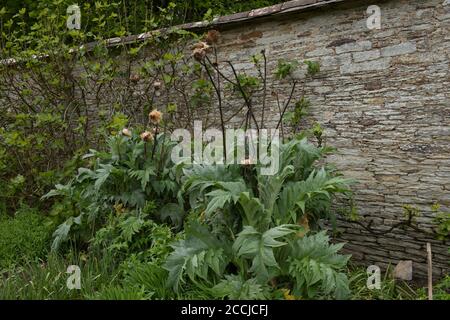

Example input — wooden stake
[426,242,433,300]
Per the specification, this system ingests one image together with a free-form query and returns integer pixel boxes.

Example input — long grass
[348,264,420,300]
[0,252,120,300]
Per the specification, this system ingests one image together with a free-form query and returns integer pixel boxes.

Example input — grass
[0,252,120,300]
[348,265,420,300]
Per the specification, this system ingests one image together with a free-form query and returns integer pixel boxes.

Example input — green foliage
[432,204,450,241]
[233,224,298,282]
[417,274,450,300]
[164,137,352,299]
[348,266,419,300]
[0,1,199,212]
[402,204,421,222]
[92,210,175,261]
[0,252,120,299]
[184,137,350,230]
[121,259,174,299]
[89,285,150,300]
[287,231,351,299]
[311,123,323,147]
[274,59,299,80]
[1,1,285,39]
[304,60,320,76]
[234,74,261,97]
[43,131,185,251]
[274,59,319,80]
[211,274,270,299]
[164,223,230,292]
[0,112,71,211]
[0,206,52,269]
[285,96,310,130]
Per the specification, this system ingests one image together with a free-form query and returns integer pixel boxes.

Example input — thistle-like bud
[149,109,162,124]
[205,30,220,45]
[140,131,153,142]
[129,74,140,83]
[192,42,211,61]
[122,128,132,137]
[153,80,162,90]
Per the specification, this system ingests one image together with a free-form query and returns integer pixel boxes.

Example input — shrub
[91,211,176,261]
[43,131,185,252]
[0,207,52,269]
[163,136,353,299]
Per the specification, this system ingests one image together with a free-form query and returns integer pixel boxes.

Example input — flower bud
[140,131,153,142]
[122,128,132,137]
[149,109,162,124]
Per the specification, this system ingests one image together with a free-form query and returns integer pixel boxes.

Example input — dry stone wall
[208,0,450,277]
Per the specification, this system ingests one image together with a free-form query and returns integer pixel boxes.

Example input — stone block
[353,50,381,62]
[335,40,372,54]
[393,260,413,280]
[340,58,391,74]
[381,42,417,57]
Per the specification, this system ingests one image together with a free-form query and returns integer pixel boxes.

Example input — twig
[427,243,433,300]
[274,80,297,132]
[225,60,259,133]
[202,56,227,160]
[260,50,267,129]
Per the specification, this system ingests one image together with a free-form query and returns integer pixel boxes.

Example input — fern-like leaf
[233,224,298,283]
[287,231,351,299]
[212,274,270,299]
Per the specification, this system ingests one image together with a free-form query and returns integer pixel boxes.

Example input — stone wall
[208,0,449,277]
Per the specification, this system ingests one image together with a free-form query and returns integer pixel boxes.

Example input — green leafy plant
[274,59,299,80]
[417,274,450,300]
[432,204,450,241]
[91,209,175,261]
[121,259,174,299]
[163,137,353,299]
[43,130,185,251]
[304,60,320,76]
[211,274,270,299]
[286,231,351,299]
[89,285,150,300]
[164,223,230,292]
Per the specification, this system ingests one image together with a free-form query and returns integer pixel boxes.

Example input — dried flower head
[122,128,132,137]
[193,48,206,61]
[192,42,211,61]
[149,109,162,124]
[140,131,153,142]
[192,41,209,50]
[205,30,220,45]
[153,80,162,90]
[129,74,140,83]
